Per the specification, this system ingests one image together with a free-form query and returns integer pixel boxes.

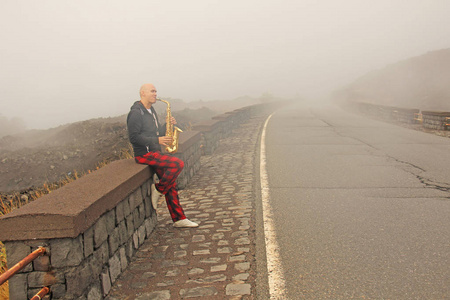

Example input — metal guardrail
[414,113,423,123]
[0,246,50,299]
[30,286,50,300]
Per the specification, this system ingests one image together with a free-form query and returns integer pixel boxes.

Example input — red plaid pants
[135,151,186,222]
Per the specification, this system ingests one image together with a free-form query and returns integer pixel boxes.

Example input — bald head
[139,83,158,108]
[140,83,156,97]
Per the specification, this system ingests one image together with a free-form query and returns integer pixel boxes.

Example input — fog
[1,0,450,129]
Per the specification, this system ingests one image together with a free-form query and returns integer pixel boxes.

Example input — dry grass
[0,144,134,299]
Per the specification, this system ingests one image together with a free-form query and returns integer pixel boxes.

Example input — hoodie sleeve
[127,109,159,147]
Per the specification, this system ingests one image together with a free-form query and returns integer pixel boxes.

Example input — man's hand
[170,116,177,125]
[159,136,173,147]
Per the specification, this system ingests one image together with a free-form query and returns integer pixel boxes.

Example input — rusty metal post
[0,246,46,286]
[30,286,50,300]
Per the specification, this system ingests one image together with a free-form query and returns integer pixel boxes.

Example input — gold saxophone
[158,98,183,153]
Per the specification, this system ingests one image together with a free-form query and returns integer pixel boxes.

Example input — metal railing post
[30,286,50,300]
[0,246,46,286]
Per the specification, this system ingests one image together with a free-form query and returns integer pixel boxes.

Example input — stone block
[138,203,146,226]
[4,241,32,273]
[141,180,150,199]
[108,252,121,283]
[105,209,116,235]
[125,239,134,260]
[115,200,125,223]
[123,196,131,217]
[138,224,146,246]
[108,227,120,256]
[119,246,128,271]
[83,226,94,258]
[117,220,128,245]
[125,214,134,237]
[226,283,251,295]
[135,291,171,300]
[128,190,136,210]
[147,180,151,194]
[93,242,109,266]
[87,283,102,300]
[50,236,84,268]
[33,253,50,271]
[129,188,142,210]
[135,187,143,203]
[87,250,103,279]
[93,215,108,248]
[115,199,130,225]
[133,231,139,249]
[144,218,155,238]
[133,207,141,229]
[179,287,218,298]
[50,283,66,299]
[27,270,60,287]
[65,262,94,298]
[7,273,27,300]
[101,268,112,297]
[144,195,151,217]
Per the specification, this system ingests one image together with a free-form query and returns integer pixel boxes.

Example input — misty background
[1,0,450,130]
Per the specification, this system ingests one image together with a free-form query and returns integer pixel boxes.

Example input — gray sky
[1,0,450,129]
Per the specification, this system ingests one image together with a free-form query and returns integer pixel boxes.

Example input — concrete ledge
[192,119,223,132]
[212,113,233,121]
[177,130,202,152]
[0,159,152,241]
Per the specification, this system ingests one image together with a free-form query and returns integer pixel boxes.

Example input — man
[127,83,198,228]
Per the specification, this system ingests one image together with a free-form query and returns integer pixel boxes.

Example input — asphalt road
[264,102,450,299]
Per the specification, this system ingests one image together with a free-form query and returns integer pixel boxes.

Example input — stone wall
[1,159,156,299]
[192,120,223,155]
[174,130,202,189]
[212,113,233,138]
[195,102,281,155]
[0,101,284,299]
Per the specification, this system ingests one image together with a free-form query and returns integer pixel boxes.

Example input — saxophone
[157,98,183,153]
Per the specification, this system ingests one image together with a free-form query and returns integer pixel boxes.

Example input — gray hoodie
[127,101,167,157]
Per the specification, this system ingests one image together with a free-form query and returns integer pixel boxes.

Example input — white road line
[260,113,287,299]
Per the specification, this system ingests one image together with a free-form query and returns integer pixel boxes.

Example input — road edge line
[260,113,287,299]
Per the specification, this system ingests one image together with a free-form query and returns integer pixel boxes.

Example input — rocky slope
[0,96,264,196]
[336,48,450,111]
[0,116,130,194]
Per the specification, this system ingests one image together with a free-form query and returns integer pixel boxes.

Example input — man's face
[146,86,157,103]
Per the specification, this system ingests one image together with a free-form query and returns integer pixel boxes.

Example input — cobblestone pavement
[106,115,267,300]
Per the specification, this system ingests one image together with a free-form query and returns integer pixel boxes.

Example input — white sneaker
[151,183,162,210]
[173,219,199,228]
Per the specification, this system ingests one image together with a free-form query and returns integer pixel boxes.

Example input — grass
[0,143,134,299]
